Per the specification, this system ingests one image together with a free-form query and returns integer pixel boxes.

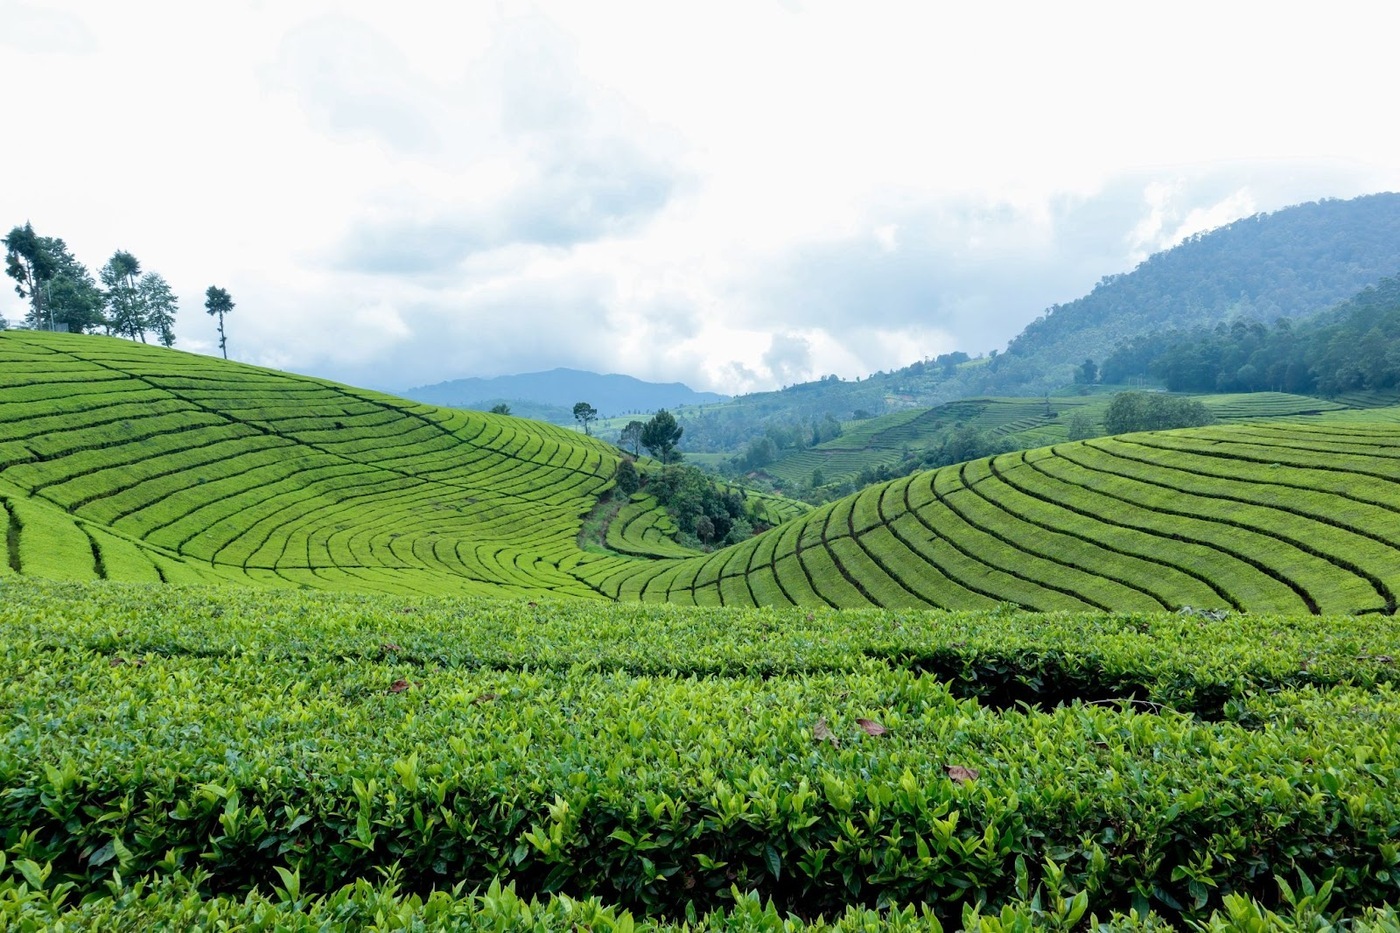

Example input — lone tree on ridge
[573,401,598,436]
[204,286,234,359]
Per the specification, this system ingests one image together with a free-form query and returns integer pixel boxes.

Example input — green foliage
[1104,274,1400,397]
[1065,411,1098,441]
[489,402,511,415]
[8,581,1400,925]
[615,458,641,495]
[648,463,746,545]
[204,285,234,359]
[3,223,57,323]
[99,250,146,341]
[1103,392,1216,435]
[140,272,178,347]
[642,409,684,463]
[574,401,599,435]
[620,419,644,457]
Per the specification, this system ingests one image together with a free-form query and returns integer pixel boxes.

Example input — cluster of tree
[647,464,754,547]
[609,408,762,549]
[617,409,683,463]
[3,222,234,352]
[730,414,846,472]
[1100,274,1400,396]
[1102,392,1215,435]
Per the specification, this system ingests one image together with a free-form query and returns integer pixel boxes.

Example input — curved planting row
[604,420,1400,613]
[0,332,622,597]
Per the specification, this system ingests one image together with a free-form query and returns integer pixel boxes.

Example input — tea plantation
[6,331,1400,928]
[5,582,1400,928]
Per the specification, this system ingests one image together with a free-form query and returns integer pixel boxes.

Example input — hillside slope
[0,331,633,597]
[581,420,1400,615]
[6,331,1400,615]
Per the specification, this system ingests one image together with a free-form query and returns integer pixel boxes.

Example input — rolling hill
[0,330,644,597]
[587,419,1400,616]
[4,331,1400,615]
[756,390,1390,488]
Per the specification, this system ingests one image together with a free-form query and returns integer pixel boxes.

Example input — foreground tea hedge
[5,865,1400,931]
[5,581,1400,926]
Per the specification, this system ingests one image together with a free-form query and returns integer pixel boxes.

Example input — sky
[3,1,1399,395]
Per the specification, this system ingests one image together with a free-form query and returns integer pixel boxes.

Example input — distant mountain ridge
[404,367,728,420]
[989,192,1400,392]
[675,192,1400,452]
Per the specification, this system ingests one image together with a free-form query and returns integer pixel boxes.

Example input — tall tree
[4,223,58,327]
[572,401,598,436]
[40,238,104,333]
[141,272,178,347]
[204,285,234,358]
[619,420,644,457]
[101,251,145,341]
[640,409,683,464]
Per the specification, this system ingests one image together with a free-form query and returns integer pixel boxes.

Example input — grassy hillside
[0,331,639,597]
[591,419,1400,615]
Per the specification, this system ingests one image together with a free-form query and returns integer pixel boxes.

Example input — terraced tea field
[8,332,1400,927]
[602,420,1400,615]
[764,391,1394,488]
[0,331,635,597]
[5,331,1400,617]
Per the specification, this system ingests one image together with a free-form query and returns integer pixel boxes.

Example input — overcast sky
[4,1,1399,394]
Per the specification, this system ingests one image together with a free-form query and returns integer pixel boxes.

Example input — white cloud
[4,1,1400,395]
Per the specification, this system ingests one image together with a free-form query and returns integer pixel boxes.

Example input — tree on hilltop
[204,285,234,359]
[4,223,57,327]
[573,401,598,436]
[141,273,179,347]
[40,238,104,333]
[641,409,683,464]
[101,251,145,340]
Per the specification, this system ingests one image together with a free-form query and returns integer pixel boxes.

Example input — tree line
[2,222,235,356]
[1098,273,1400,396]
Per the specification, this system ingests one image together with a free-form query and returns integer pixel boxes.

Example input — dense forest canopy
[995,193,1400,391]
[1102,273,1400,395]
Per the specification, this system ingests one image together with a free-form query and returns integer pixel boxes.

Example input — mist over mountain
[989,192,1400,393]
[404,367,728,421]
[674,192,1400,452]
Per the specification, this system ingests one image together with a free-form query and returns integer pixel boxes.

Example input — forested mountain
[676,193,1400,452]
[988,192,1400,391]
[1102,273,1400,394]
[405,367,727,422]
